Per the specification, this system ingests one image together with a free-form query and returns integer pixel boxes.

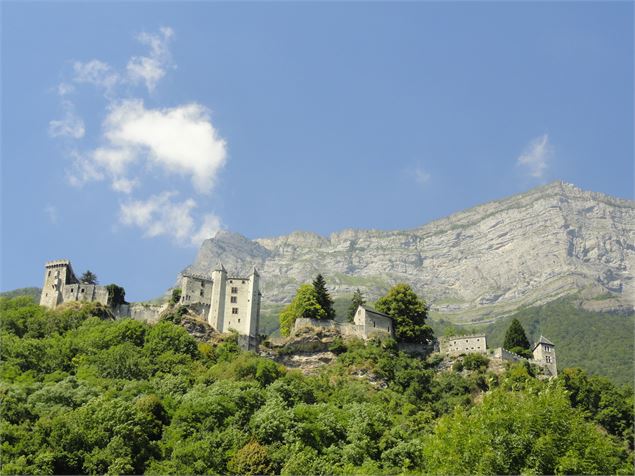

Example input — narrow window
[200,290,204,297]
[238,318,241,323]
[231,287,238,294]
[231,296,237,303]
[48,270,51,277]
[81,288,85,293]
[232,307,239,314]
[242,280,245,284]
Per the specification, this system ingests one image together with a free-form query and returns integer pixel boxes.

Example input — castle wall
[61,283,109,306]
[180,274,213,306]
[222,277,254,336]
[439,335,487,356]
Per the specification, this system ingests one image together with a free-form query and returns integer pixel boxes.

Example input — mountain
[184,181,634,325]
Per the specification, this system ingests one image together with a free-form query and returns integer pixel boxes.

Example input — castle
[439,334,558,377]
[178,264,261,350]
[40,260,109,308]
[39,260,261,350]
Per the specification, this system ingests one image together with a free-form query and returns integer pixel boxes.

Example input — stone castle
[40,260,109,308]
[439,334,558,377]
[39,260,261,350]
[179,264,261,350]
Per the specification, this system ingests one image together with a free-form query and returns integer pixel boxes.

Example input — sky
[1,1,633,301]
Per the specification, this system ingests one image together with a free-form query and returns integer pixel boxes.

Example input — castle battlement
[45,259,72,267]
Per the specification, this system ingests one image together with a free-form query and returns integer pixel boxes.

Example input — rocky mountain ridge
[184,181,634,324]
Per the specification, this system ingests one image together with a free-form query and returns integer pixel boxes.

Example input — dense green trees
[1,295,633,475]
[375,284,434,344]
[106,284,127,307]
[502,318,532,358]
[347,289,365,322]
[279,284,327,336]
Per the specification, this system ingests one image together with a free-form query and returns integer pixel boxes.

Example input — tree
[346,289,366,322]
[79,270,98,285]
[279,284,327,336]
[106,284,127,308]
[374,284,433,344]
[312,274,335,320]
[503,319,532,357]
[171,288,182,305]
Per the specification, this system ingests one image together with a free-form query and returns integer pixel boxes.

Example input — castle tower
[40,260,78,308]
[208,263,227,330]
[532,335,557,377]
[245,267,261,349]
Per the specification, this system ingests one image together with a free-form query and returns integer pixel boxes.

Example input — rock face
[184,182,635,323]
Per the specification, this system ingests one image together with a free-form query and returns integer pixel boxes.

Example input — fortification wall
[440,335,487,355]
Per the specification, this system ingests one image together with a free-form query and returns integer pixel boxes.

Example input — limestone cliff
[184,182,634,324]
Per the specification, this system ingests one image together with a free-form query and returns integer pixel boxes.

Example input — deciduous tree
[375,284,433,344]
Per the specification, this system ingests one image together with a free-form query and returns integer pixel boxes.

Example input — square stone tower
[532,335,557,377]
[40,260,78,308]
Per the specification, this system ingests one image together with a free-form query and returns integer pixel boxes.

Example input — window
[242,280,245,284]
[545,356,552,363]
[231,287,238,294]
[545,346,551,352]
[81,288,85,293]
[232,308,239,314]
[238,319,241,323]
[373,321,376,328]
[230,296,237,303]
[200,290,204,297]
[48,270,51,277]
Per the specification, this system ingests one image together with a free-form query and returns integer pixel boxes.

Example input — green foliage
[279,284,327,336]
[170,288,182,305]
[346,288,366,322]
[0,297,632,475]
[312,274,335,320]
[79,270,98,285]
[486,298,635,386]
[105,284,127,307]
[502,318,531,352]
[374,284,434,344]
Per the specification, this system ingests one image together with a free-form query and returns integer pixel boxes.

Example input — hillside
[185,181,634,324]
[1,297,632,475]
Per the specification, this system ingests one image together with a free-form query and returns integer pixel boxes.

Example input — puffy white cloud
[48,100,85,139]
[119,192,221,246]
[127,27,174,92]
[101,99,227,193]
[517,134,552,179]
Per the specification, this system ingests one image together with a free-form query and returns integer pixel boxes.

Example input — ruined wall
[439,335,487,356]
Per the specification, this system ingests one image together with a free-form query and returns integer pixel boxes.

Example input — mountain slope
[185,181,634,324]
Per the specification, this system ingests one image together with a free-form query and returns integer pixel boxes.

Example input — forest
[1,295,633,475]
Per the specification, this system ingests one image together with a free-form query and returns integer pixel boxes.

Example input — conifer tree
[346,288,365,322]
[503,318,532,357]
[312,274,335,320]
[80,270,98,285]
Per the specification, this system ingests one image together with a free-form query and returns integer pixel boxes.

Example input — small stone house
[353,305,395,338]
[439,334,487,356]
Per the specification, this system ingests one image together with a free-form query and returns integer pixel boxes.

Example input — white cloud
[414,166,431,185]
[517,134,552,179]
[73,60,120,93]
[44,205,58,224]
[112,177,138,194]
[48,100,85,139]
[127,27,174,92]
[100,99,227,193]
[119,191,220,246]
[57,82,74,96]
[67,151,104,187]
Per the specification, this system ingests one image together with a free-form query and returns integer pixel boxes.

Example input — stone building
[179,264,261,350]
[292,305,394,340]
[40,260,109,309]
[352,305,395,338]
[532,335,557,377]
[439,334,488,356]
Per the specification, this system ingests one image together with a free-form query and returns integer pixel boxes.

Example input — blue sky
[1,2,633,300]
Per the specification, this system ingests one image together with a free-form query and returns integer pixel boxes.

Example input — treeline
[1,296,633,475]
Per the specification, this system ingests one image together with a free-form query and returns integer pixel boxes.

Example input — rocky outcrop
[185,182,635,324]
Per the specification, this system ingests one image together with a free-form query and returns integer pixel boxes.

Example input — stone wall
[439,335,487,356]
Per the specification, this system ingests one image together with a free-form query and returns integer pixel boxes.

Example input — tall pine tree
[503,318,532,357]
[346,288,366,322]
[312,274,335,320]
